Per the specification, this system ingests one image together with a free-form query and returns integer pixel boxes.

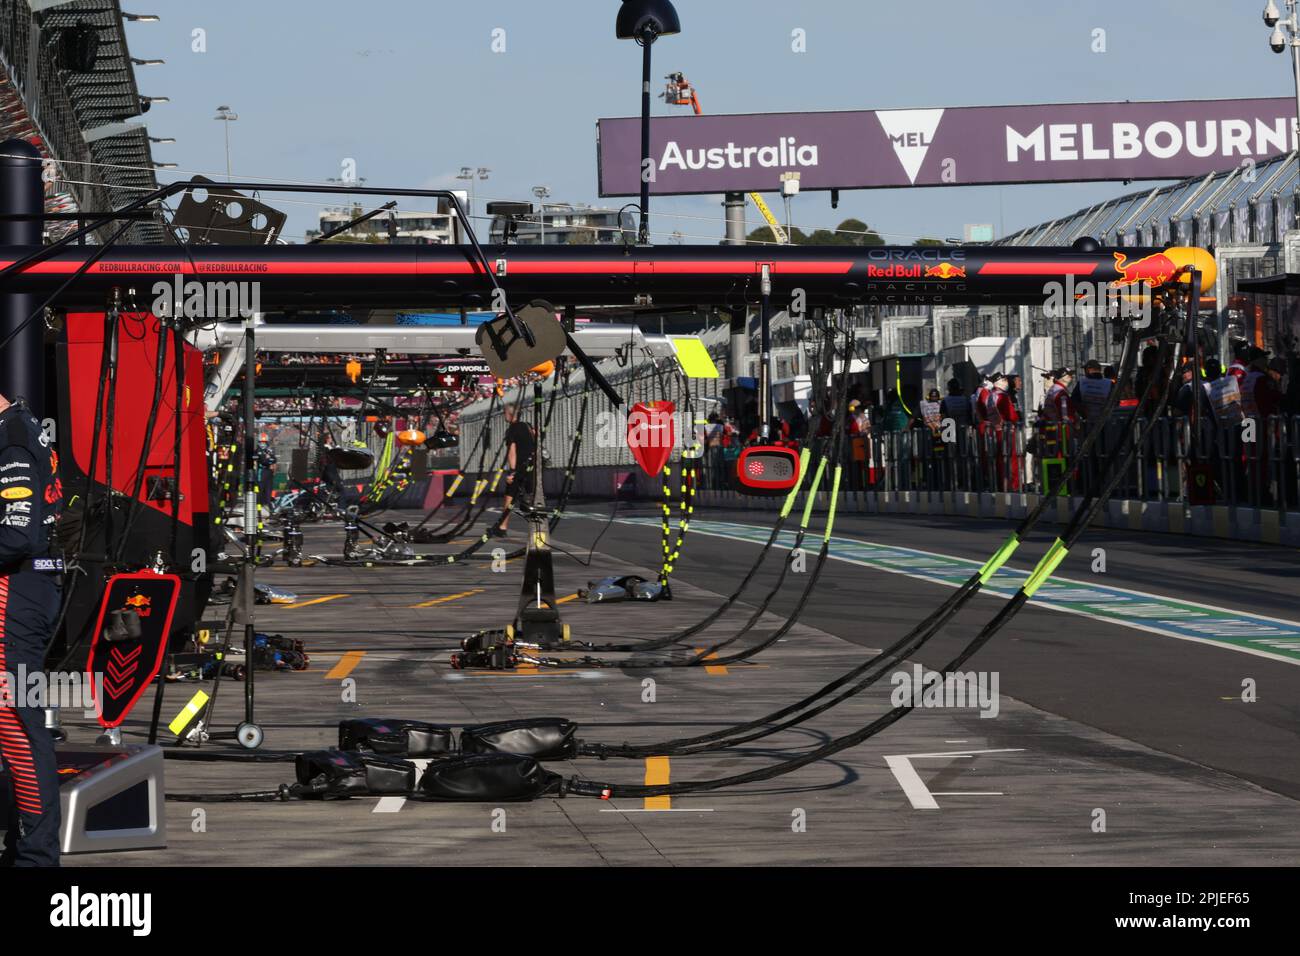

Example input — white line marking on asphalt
[625,518,1300,667]
[884,748,1024,810]
[930,792,1005,796]
[371,759,432,813]
[598,808,715,813]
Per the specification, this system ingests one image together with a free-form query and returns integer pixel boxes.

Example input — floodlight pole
[638,35,653,245]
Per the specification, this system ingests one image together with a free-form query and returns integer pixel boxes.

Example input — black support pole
[638,37,653,245]
[0,139,45,415]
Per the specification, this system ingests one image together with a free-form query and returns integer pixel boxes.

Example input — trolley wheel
[236,722,264,750]
[449,653,463,670]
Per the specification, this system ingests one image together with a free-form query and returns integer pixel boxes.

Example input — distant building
[307,205,457,244]
[489,203,635,245]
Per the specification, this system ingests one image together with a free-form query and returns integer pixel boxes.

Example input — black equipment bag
[418,753,561,802]
[459,717,578,760]
[295,750,416,799]
[339,717,455,758]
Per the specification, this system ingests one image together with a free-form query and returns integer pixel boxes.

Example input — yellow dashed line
[694,648,728,675]
[284,593,349,609]
[325,650,365,679]
[409,588,485,609]
[556,593,580,604]
[644,756,671,810]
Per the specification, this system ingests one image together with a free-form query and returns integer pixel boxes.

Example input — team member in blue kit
[0,391,64,867]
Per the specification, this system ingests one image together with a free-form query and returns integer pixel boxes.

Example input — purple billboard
[597,97,1297,195]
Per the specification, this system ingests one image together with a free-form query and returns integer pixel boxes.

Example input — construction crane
[660,72,789,244]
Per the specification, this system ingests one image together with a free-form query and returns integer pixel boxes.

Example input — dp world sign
[597,97,1297,195]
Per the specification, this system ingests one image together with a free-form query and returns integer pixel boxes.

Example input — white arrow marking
[883,748,1024,810]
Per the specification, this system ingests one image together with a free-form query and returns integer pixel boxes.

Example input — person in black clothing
[0,392,64,867]
[493,403,535,536]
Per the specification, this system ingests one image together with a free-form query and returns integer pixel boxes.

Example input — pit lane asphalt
[564,505,1300,800]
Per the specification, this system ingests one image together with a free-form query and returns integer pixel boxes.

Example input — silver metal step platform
[1,744,166,855]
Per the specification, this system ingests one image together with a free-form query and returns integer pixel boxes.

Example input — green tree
[914,237,944,246]
[834,218,883,245]
[746,225,809,244]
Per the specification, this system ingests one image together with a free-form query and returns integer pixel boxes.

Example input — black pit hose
[167,786,296,803]
[571,305,1189,796]
[536,326,854,668]
[44,310,117,671]
[410,391,499,534]
[415,387,517,538]
[169,319,186,564]
[585,319,1147,756]
[112,315,171,563]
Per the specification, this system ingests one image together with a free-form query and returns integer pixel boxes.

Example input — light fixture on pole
[121,12,160,22]
[616,0,680,246]
[532,185,551,245]
[214,105,238,181]
[780,171,801,242]
[457,166,490,222]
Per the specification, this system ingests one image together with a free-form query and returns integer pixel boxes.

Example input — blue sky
[123,0,1289,244]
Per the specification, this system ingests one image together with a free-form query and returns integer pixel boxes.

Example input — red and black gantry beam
[0,241,1216,311]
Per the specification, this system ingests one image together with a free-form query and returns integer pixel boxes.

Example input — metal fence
[457,360,728,475]
[837,415,1300,512]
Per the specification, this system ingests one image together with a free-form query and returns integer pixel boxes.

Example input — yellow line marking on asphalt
[644,756,671,810]
[409,588,485,609]
[556,593,580,604]
[694,648,728,675]
[325,650,366,679]
[284,593,348,609]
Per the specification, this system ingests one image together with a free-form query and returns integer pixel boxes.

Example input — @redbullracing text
[1114,890,1252,931]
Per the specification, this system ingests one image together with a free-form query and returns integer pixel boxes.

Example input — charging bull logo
[1111,251,1178,289]
[924,261,966,280]
[123,593,152,618]
[626,400,676,477]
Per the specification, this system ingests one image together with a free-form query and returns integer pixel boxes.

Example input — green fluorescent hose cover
[800,457,828,527]
[779,447,813,519]
[978,536,1020,584]
[1023,538,1069,597]
[823,466,843,542]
